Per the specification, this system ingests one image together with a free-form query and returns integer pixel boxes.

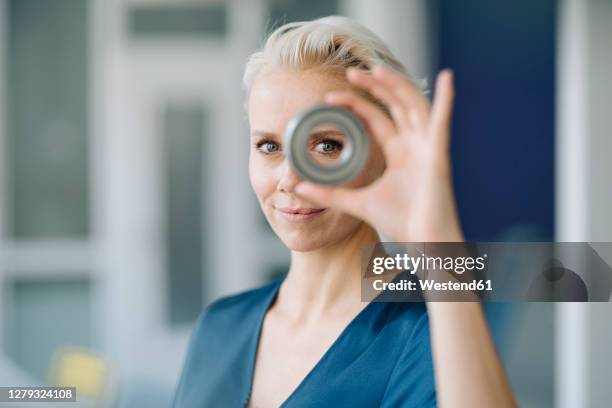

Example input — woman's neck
[276,222,380,321]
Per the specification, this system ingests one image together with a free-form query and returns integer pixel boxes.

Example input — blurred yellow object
[49,347,109,400]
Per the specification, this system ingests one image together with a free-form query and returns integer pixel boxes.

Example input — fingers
[324,90,397,147]
[371,66,431,125]
[294,181,368,220]
[346,68,413,130]
[429,69,455,148]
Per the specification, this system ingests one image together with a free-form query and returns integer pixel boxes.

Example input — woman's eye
[255,141,280,154]
[314,140,342,154]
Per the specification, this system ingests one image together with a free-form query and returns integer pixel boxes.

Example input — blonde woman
[173,16,516,408]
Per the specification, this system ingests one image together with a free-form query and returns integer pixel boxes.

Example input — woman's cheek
[249,158,277,201]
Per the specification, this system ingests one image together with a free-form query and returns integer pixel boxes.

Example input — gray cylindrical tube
[284,104,370,185]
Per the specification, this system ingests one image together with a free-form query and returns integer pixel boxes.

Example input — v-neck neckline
[242,272,381,408]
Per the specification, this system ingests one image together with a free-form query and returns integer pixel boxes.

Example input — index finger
[371,65,431,122]
[324,90,397,147]
[429,69,455,148]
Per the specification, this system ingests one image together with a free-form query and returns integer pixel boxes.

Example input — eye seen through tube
[284,104,369,186]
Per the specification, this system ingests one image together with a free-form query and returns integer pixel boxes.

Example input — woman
[173,16,516,407]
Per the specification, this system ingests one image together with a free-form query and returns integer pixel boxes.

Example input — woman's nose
[277,159,302,193]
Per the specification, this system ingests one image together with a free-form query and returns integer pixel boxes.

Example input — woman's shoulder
[173,276,285,407]
[193,275,284,333]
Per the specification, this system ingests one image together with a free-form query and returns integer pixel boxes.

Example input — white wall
[341,0,435,80]
[585,0,612,406]
[96,0,286,405]
[557,1,612,407]
[0,0,288,405]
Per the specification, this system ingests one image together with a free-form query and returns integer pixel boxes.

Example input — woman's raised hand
[295,66,464,242]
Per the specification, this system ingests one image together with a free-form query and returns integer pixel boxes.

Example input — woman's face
[248,68,385,252]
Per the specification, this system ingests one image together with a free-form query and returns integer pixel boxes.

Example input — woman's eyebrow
[251,130,277,138]
[251,129,345,138]
[310,129,345,138]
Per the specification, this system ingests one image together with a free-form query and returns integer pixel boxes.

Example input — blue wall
[438,0,556,241]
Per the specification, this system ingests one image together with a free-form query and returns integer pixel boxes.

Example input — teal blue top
[173,273,437,407]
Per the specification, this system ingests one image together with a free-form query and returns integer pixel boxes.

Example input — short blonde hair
[243,15,425,113]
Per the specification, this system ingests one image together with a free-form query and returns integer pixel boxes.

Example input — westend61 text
[373,279,493,292]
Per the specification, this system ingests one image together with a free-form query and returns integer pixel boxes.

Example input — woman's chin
[270,217,364,252]
[275,229,329,252]
[288,244,323,253]
[282,237,326,252]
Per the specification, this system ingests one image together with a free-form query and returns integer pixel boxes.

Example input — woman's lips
[276,207,326,221]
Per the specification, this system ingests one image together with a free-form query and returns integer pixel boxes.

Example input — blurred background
[0,0,610,407]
